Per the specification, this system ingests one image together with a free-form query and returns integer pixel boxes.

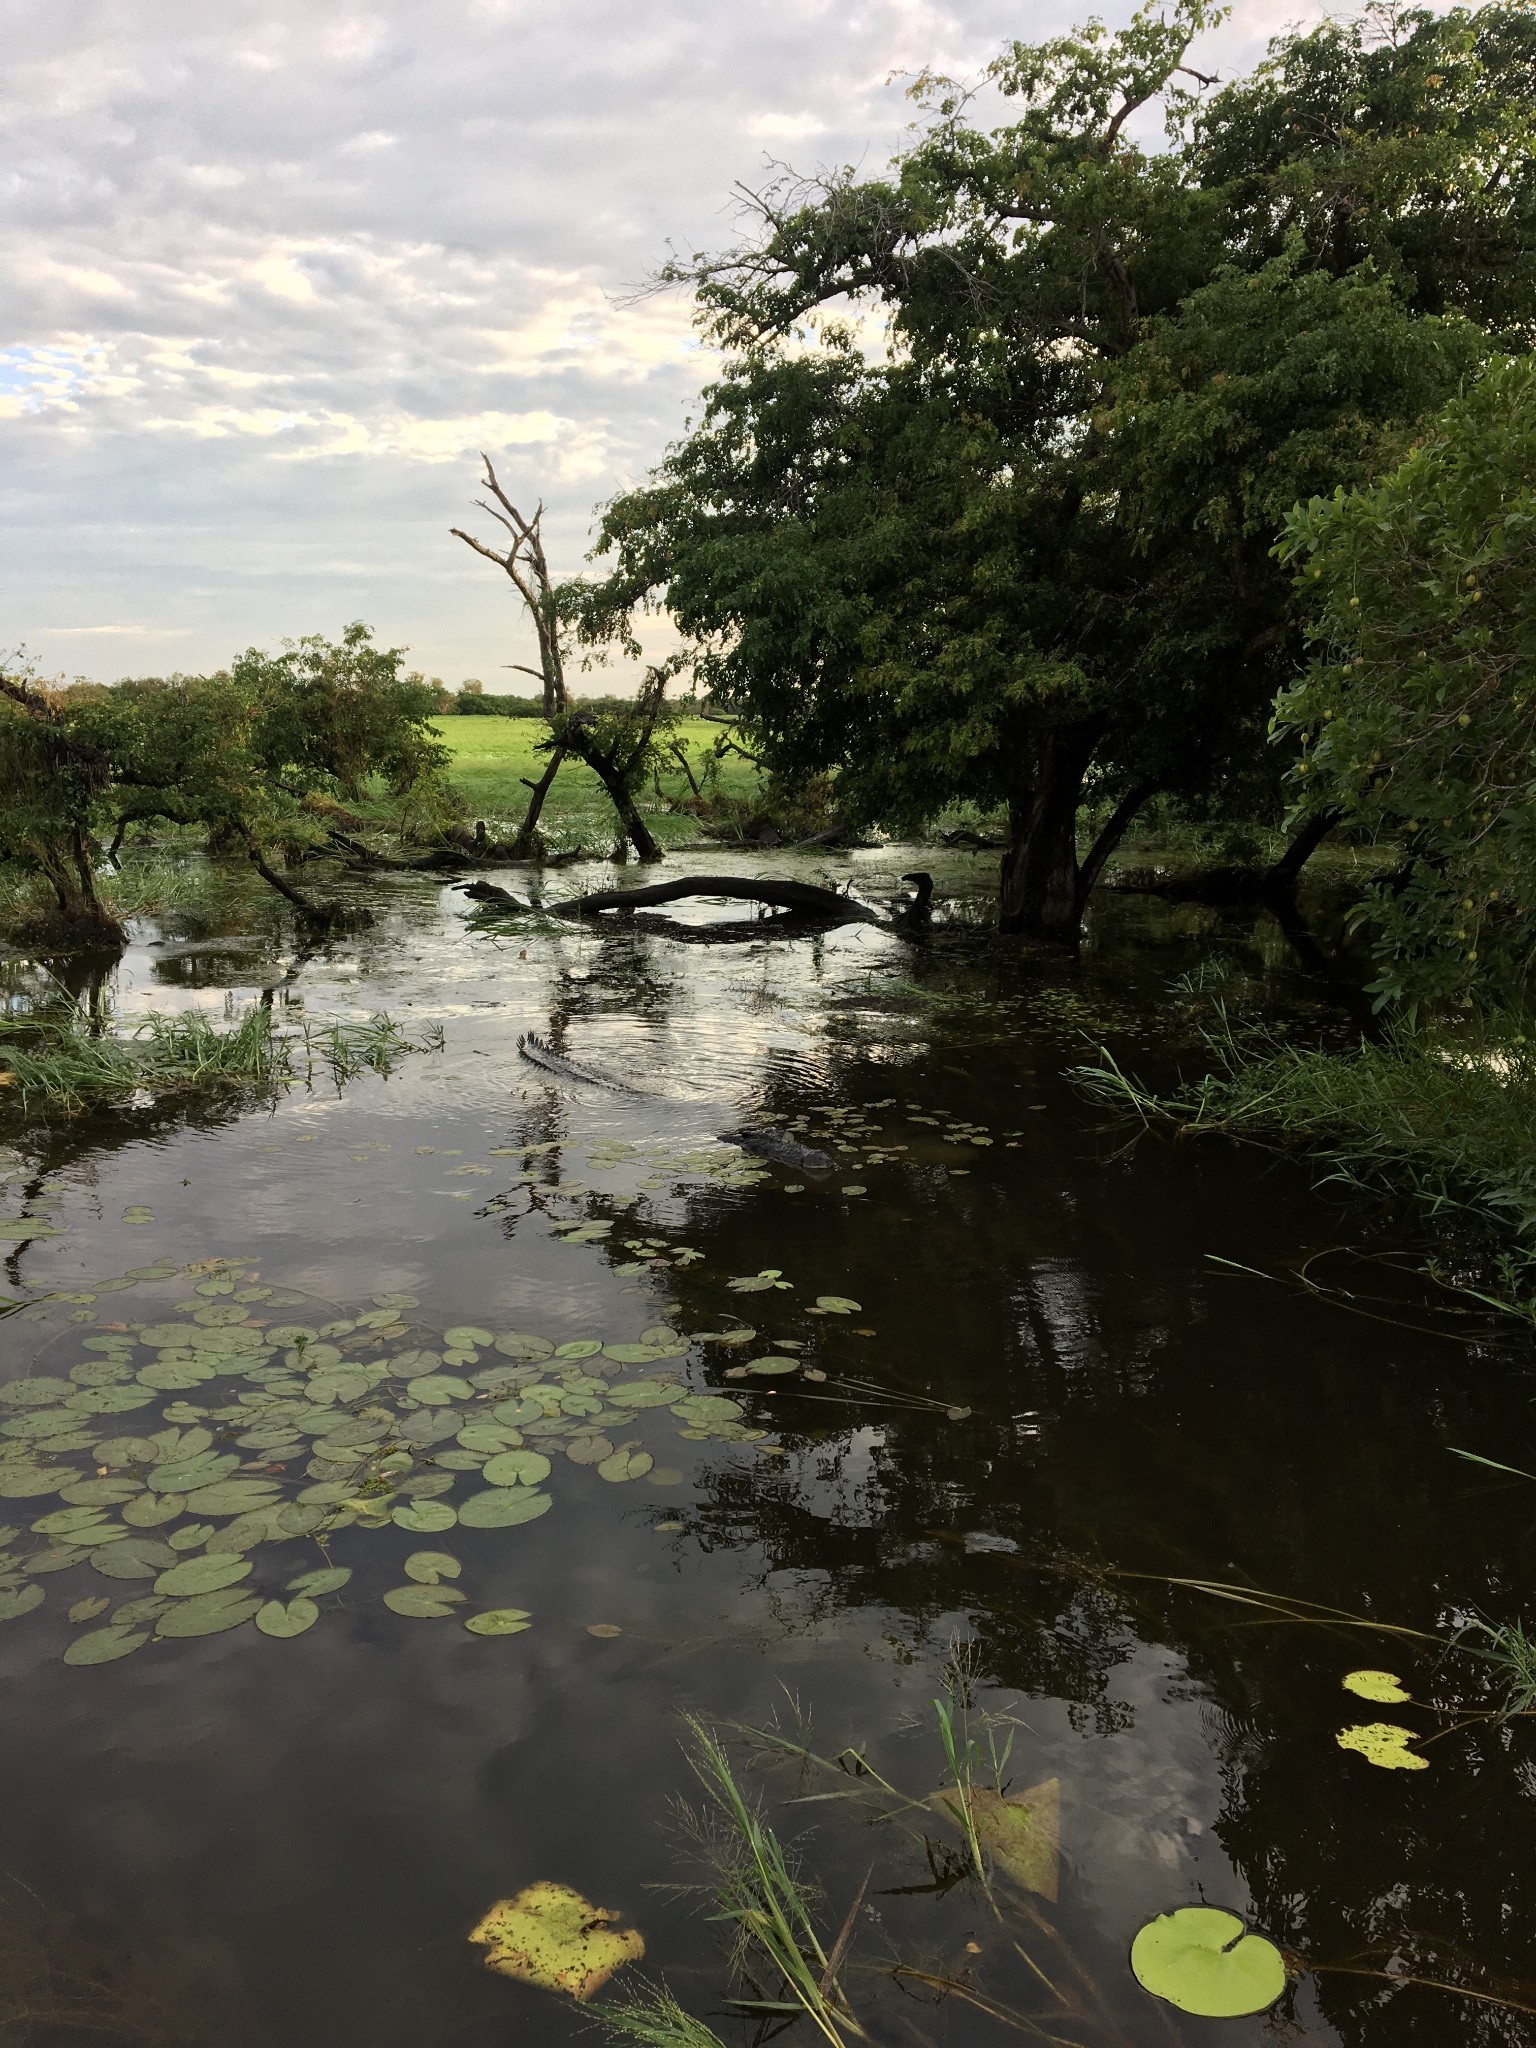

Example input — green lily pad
[64,1626,149,1664]
[1129,1908,1286,2018]
[68,1595,112,1623]
[122,1491,186,1527]
[286,1566,352,1596]
[1342,1669,1411,1704]
[0,1466,72,1499]
[33,1506,109,1538]
[255,1597,319,1638]
[147,1452,239,1493]
[406,1374,473,1405]
[25,1545,86,1574]
[1,1378,75,1408]
[403,1551,460,1584]
[391,1500,458,1533]
[94,1436,160,1467]
[444,1327,495,1348]
[0,1583,45,1620]
[167,1522,216,1551]
[565,1434,614,1466]
[111,1595,168,1627]
[671,1396,743,1424]
[383,1584,462,1617]
[553,1340,603,1360]
[184,1481,284,1516]
[1336,1722,1428,1770]
[481,1450,551,1488]
[457,1423,524,1455]
[814,1295,862,1313]
[155,1590,262,1637]
[0,1219,61,1240]
[458,1488,552,1529]
[608,1381,676,1409]
[61,1476,142,1506]
[155,1554,252,1598]
[465,1609,532,1636]
[494,1333,553,1360]
[597,1451,654,1484]
[746,1357,800,1375]
[92,1538,177,1580]
[601,1345,662,1365]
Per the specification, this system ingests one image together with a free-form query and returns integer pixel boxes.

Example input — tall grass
[1071,1005,1536,1298]
[0,995,440,1114]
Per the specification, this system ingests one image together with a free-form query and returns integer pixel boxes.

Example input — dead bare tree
[451,454,669,862]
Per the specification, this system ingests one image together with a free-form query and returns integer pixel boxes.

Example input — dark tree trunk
[1076,779,1160,908]
[998,722,1103,941]
[1264,805,1343,893]
[510,743,567,859]
[239,828,318,915]
[568,740,662,862]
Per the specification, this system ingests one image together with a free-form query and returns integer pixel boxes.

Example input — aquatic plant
[1071,1006,1536,1303]
[0,995,441,1114]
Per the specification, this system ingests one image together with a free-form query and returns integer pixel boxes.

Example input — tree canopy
[582,0,1535,938]
[1275,352,1536,1010]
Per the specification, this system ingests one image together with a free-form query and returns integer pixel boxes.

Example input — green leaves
[155,1554,253,1598]
[465,1609,532,1636]
[458,1488,552,1528]
[255,1598,319,1638]
[1130,1908,1286,2018]
[383,1584,465,1617]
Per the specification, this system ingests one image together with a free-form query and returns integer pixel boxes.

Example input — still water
[1,849,1532,2046]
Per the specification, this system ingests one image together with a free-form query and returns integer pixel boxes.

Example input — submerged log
[552,875,880,924]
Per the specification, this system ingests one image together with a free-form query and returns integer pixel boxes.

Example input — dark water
[2,850,1534,2047]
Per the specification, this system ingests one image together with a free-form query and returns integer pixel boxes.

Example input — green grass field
[433,715,761,850]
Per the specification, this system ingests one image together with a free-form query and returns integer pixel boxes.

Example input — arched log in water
[551,875,881,924]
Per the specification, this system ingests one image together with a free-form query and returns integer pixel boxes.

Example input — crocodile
[516,1032,635,1092]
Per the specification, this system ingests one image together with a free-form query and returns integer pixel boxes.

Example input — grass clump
[0,994,440,1115]
[1071,1004,1536,1300]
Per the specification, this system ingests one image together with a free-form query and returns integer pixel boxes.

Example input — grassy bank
[1073,1011,1536,1308]
[432,714,763,850]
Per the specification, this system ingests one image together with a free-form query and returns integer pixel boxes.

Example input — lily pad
[68,1595,112,1623]
[122,1491,185,1527]
[565,1434,614,1466]
[1336,1722,1428,1770]
[1342,1669,1411,1704]
[406,1374,473,1405]
[255,1597,319,1638]
[933,1780,1059,1900]
[465,1608,532,1635]
[0,1583,45,1620]
[184,1481,284,1517]
[0,1466,77,1498]
[746,1357,800,1376]
[1129,1907,1286,2018]
[155,1554,252,1598]
[468,1882,644,2000]
[383,1584,462,1618]
[494,1332,554,1360]
[155,1590,262,1637]
[444,1326,495,1348]
[458,1423,524,1455]
[608,1381,677,1409]
[458,1488,552,1529]
[64,1626,149,1664]
[92,1537,177,1580]
[597,1451,653,1484]
[553,1340,603,1360]
[481,1450,552,1488]
[391,1500,458,1533]
[814,1295,862,1314]
[403,1550,460,1584]
[286,1566,351,1597]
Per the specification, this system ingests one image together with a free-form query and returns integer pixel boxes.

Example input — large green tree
[581,0,1534,938]
[1275,352,1536,1010]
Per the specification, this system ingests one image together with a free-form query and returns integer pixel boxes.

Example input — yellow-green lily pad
[255,1597,319,1638]
[1342,1669,1411,1704]
[468,1881,644,2000]
[465,1608,532,1635]
[931,1779,1059,1900]
[1130,1907,1286,2017]
[1336,1722,1428,1770]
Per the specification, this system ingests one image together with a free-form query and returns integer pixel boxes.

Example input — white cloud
[1,0,1343,685]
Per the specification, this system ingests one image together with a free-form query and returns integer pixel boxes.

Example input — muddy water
[1,849,1533,2047]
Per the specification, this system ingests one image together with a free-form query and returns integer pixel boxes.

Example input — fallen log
[551,875,880,923]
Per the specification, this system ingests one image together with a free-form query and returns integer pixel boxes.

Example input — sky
[2,0,1318,692]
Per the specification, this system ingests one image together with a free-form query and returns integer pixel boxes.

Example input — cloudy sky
[3,0,1313,690]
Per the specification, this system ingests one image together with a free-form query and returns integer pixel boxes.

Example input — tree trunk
[554,875,880,922]
[568,739,663,862]
[1075,779,1159,911]
[239,828,319,915]
[998,723,1103,941]
[1264,805,1342,893]
[510,743,566,859]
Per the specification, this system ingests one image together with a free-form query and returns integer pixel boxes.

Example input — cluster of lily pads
[0,1262,787,1668]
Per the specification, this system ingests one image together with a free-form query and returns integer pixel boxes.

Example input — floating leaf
[494,1332,553,1360]
[93,1436,160,1468]
[814,1296,862,1314]
[64,1626,149,1665]
[933,1781,1059,1900]
[122,1491,185,1528]
[0,1583,44,1621]
[465,1609,532,1636]
[458,1488,553,1529]
[554,1340,603,1360]
[1129,1907,1286,2018]
[444,1326,495,1348]
[155,1554,253,1598]
[155,1590,262,1637]
[481,1450,551,1488]
[255,1597,319,1638]
[0,1466,71,1499]
[597,1451,653,1484]
[839,1185,867,1197]
[1343,1669,1411,1704]
[586,1623,622,1639]
[92,1538,177,1580]
[457,1423,524,1455]
[747,1357,800,1376]
[406,1374,473,1405]
[726,1272,783,1293]
[1336,1722,1428,1770]
[671,1396,743,1425]
[565,1434,614,1466]
[185,1481,284,1517]
[391,1500,458,1533]
[383,1584,462,1618]
[468,1882,644,2001]
[608,1381,676,1409]
[286,1566,351,1597]
[0,1219,61,1240]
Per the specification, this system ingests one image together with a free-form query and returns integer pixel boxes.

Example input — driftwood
[552,875,880,924]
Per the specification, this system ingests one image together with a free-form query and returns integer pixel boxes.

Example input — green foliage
[584,1,1534,937]
[1276,354,1536,1007]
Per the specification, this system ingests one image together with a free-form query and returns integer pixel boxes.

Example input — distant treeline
[433,682,706,719]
